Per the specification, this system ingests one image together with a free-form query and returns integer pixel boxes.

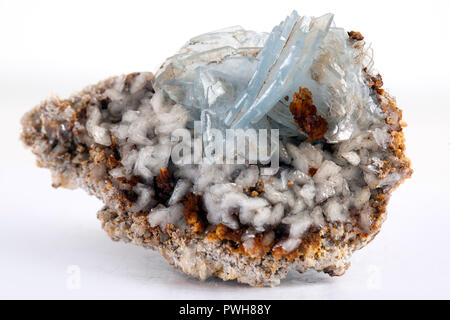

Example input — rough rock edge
[98,206,357,286]
[21,72,412,287]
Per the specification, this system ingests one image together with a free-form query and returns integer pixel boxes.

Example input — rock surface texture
[21,12,411,286]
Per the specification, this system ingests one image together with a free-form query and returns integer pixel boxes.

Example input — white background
[1,0,450,299]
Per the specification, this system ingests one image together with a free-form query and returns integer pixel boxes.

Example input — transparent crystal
[154,11,384,145]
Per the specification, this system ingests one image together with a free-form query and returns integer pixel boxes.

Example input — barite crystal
[155,11,382,145]
[21,11,411,286]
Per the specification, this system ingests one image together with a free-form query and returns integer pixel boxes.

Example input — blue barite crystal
[225,12,334,130]
[153,11,382,145]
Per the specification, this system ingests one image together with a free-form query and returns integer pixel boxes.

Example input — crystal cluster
[154,11,382,145]
[21,11,411,286]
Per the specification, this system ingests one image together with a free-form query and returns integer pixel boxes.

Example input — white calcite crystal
[21,11,411,287]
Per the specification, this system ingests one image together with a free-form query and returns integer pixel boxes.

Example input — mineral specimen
[21,11,411,286]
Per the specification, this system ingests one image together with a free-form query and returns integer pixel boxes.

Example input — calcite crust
[21,12,411,286]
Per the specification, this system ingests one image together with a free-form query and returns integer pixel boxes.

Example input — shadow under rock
[96,236,333,290]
